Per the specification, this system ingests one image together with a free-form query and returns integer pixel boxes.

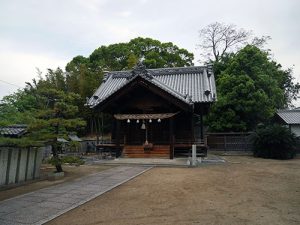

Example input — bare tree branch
[198,22,252,62]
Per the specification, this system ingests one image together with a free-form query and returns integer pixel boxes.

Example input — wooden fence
[207,132,254,151]
[0,147,43,186]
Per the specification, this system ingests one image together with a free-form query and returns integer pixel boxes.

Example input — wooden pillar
[116,119,121,158]
[111,119,116,142]
[191,113,195,143]
[124,120,127,146]
[169,117,174,159]
[200,107,204,141]
[116,119,121,147]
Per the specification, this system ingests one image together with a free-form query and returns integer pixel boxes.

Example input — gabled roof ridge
[277,108,300,113]
[106,65,206,73]
[106,65,208,79]
[149,65,206,71]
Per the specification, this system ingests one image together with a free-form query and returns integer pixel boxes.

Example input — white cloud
[119,11,132,17]
[0,0,299,106]
[0,50,67,99]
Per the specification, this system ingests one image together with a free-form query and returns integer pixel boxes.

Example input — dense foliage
[65,37,194,95]
[253,124,298,159]
[83,37,194,72]
[0,90,37,126]
[206,45,300,131]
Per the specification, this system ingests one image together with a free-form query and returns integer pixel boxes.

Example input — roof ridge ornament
[128,61,153,80]
[206,64,213,77]
[184,94,193,103]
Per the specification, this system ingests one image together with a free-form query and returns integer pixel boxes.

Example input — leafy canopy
[207,45,299,132]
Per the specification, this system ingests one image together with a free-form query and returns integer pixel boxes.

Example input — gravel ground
[46,156,300,225]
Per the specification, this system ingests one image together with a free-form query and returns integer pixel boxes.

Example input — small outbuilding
[0,124,27,138]
[0,125,43,186]
[276,108,300,137]
[87,63,217,158]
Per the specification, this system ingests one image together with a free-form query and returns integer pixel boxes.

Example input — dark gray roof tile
[88,65,217,108]
[277,109,300,124]
[0,125,27,137]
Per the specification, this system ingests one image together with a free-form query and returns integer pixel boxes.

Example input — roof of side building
[277,109,300,124]
[0,125,27,138]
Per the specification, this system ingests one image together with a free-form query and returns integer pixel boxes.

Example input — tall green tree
[0,90,37,126]
[207,45,299,132]
[86,37,194,72]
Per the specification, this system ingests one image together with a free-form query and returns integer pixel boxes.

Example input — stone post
[192,144,197,166]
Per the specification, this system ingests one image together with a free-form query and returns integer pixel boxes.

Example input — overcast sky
[0,0,299,106]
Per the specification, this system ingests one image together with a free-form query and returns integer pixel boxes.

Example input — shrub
[253,124,298,159]
[61,155,85,165]
[47,157,62,167]
[47,155,84,166]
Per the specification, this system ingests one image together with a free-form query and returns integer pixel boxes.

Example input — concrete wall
[0,147,43,187]
[0,148,9,185]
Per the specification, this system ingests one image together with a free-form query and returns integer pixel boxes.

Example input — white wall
[291,125,300,137]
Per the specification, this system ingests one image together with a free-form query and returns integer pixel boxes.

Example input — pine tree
[28,88,85,172]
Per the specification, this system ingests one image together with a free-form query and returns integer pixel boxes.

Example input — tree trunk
[52,142,63,172]
[53,123,63,173]
[55,164,63,173]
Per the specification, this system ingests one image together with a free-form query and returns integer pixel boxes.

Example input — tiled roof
[0,125,27,137]
[57,138,69,143]
[88,64,217,108]
[68,134,82,142]
[277,109,300,124]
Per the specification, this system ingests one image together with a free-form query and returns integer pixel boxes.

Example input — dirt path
[47,156,300,225]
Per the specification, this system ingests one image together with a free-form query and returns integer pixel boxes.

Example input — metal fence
[0,147,43,186]
[207,132,254,151]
